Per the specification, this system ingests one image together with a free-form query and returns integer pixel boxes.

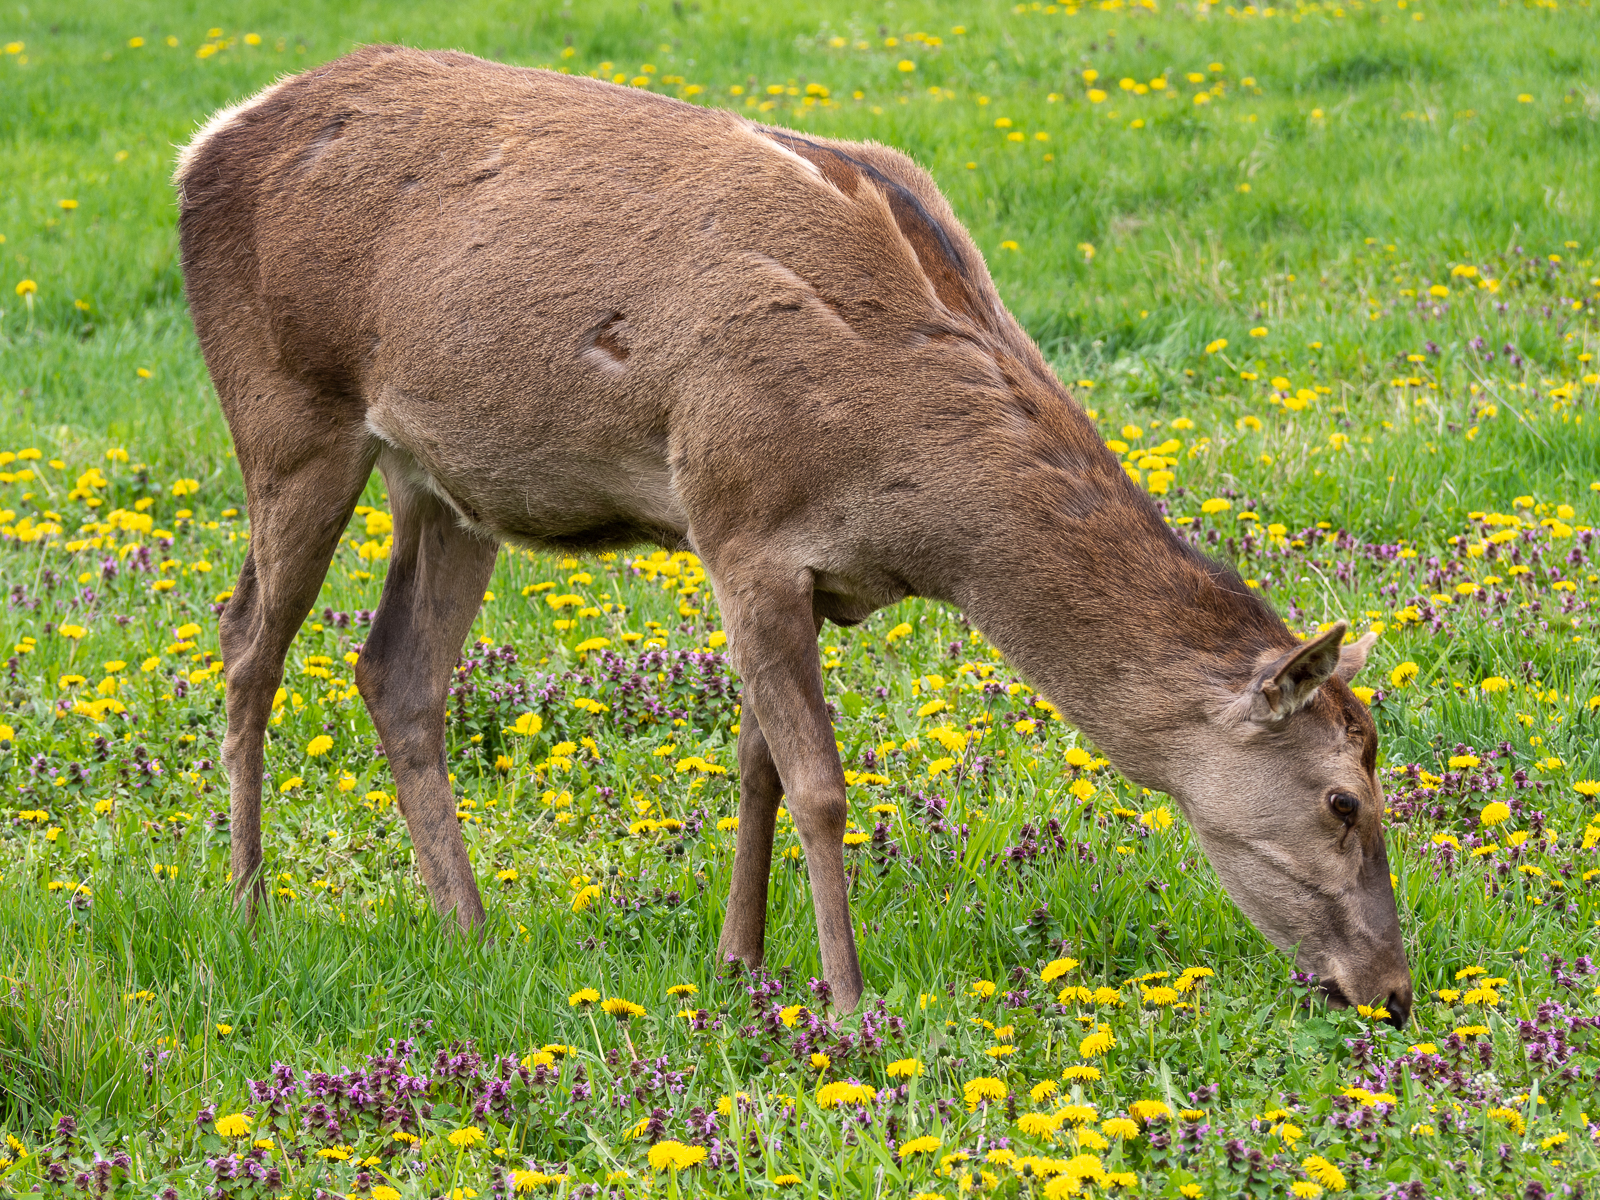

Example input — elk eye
[1328,792,1360,822]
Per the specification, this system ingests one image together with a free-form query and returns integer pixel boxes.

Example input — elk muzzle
[1302,841,1413,1027]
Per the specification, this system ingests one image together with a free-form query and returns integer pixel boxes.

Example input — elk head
[1169,623,1413,1025]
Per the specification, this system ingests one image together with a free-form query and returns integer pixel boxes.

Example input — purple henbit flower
[685,1106,719,1142]
[643,1107,669,1144]
[808,977,833,1009]
[1347,1034,1376,1071]
[743,970,780,1003]
[759,1001,787,1041]
[859,1002,886,1054]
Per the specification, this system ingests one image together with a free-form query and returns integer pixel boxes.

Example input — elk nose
[1384,986,1413,1029]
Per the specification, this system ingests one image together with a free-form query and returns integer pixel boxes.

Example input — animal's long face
[1170,624,1413,1025]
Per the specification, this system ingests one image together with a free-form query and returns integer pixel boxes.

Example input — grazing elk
[176,45,1412,1023]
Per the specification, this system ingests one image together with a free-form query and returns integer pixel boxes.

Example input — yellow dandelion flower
[963,1077,1007,1110]
[1017,1112,1063,1140]
[1078,1028,1115,1057]
[815,1080,877,1108]
[1301,1155,1347,1191]
[1389,661,1419,688]
[1041,957,1079,983]
[1129,1099,1172,1123]
[1487,1106,1524,1134]
[506,712,543,736]
[646,1140,707,1171]
[1076,1127,1109,1151]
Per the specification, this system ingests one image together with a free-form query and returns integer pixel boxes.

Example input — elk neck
[937,363,1295,795]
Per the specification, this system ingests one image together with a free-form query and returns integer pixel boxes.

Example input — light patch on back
[738,123,830,187]
[173,77,290,184]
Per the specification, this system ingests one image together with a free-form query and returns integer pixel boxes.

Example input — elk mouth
[1317,978,1410,1029]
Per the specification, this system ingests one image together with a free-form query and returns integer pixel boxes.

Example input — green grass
[1,0,1598,1196]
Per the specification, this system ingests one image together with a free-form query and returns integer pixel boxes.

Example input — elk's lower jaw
[1316,979,1351,1009]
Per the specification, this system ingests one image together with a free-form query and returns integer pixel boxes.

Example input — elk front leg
[714,568,863,1012]
[716,709,785,971]
[355,470,499,929]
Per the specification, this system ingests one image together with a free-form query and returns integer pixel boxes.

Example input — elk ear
[1250,622,1348,721]
[1335,630,1377,683]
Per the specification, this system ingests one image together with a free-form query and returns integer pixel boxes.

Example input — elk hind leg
[219,421,375,913]
[354,466,498,929]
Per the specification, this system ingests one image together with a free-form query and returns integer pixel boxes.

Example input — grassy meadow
[1,0,1599,1195]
